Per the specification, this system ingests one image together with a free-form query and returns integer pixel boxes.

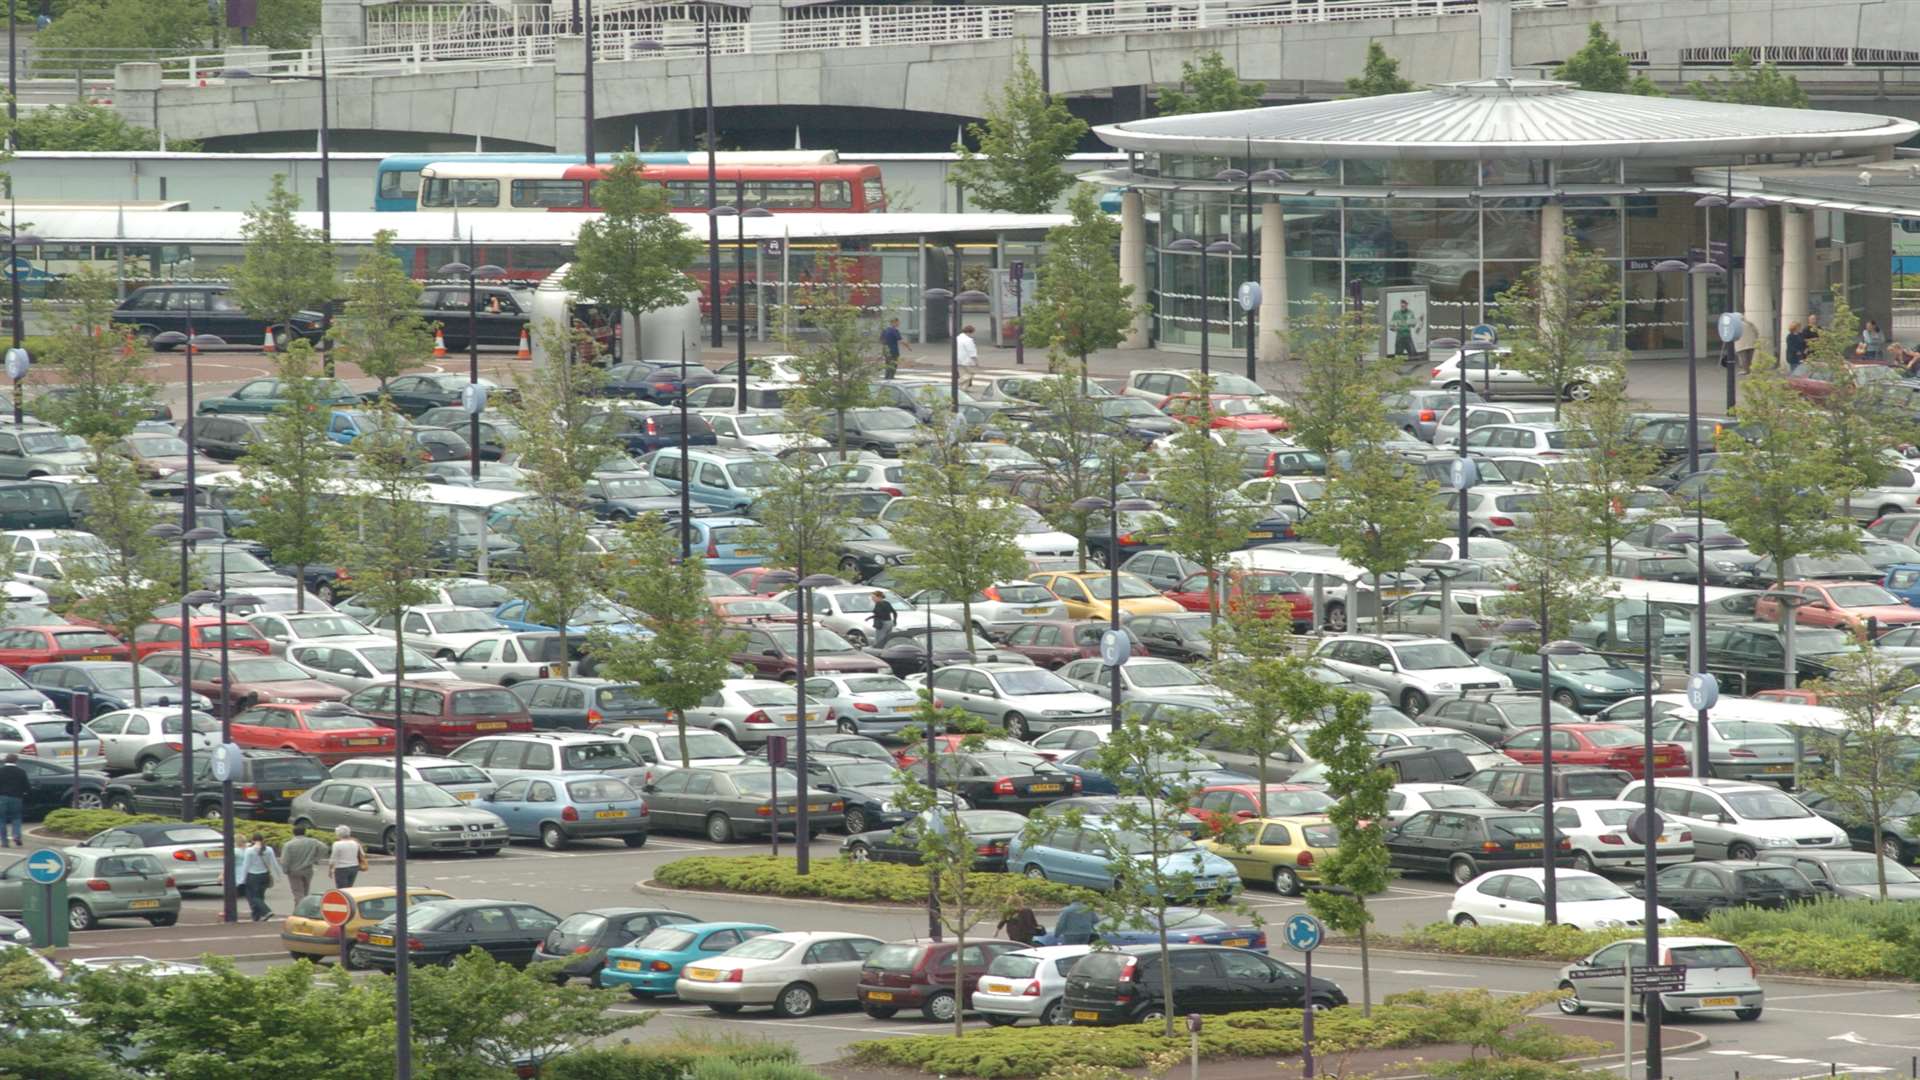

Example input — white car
[603,722,746,785]
[0,713,105,771]
[1460,422,1591,459]
[1367,727,1506,772]
[804,673,921,738]
[1427,347,1605,402]
[1557,936,1763,1021]
[364,604,510,659]
[245,611,379,656]
[910,581,1066,639]
[328,755,498,801]
[877,497,1079,569]
[1385,782,1499,824]
[771,586,955,646]
[1056,656,1227,705]
[1542,799,1695,872]
[440,633,570,686]
[86,707,219,772]
[285,639,456,692]
[701,410,828,455]
[973,944,1092,1027]
[1616,777,1849,860]
[1431,402,1558,450]
[1448,868,1675,931]
[683,678,833,747]
[1310,634,1513,715]
[925,662,1112,739]
[1026,723,1111,761]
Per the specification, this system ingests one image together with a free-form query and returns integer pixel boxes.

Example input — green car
[196,377,362,417]
[1476,642,1642,713]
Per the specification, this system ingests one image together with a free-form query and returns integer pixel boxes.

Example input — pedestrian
[1805,311,1822,344]
[236,832,282,923]
[869,590,897,643]
[1785,321,1808,373]
[996,906,1042,946]
[880,317,903,379]
[955,324,978,387]
[280,823,327,906]
[329,824,365,889]
[1053,899,1097,945]
[1862,319,1886,362]
[0,752,26,849]
[1734,315,1759,374]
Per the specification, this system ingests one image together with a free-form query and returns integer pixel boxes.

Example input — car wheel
[1551,689,1580,711]
[1324,602,1347,632]
[1469,528,1491,538]
[706,813,735,843]
[622,833,647,848]
[1004,712,1031,740]
[844,808,870,835]
[862,1004,898,1019]
[1308,998,1337,1012]
[195,800,222,820]
[1572,850,1597,874]
[290,951,311,962]
[271,326,293,351]
[1135,1007,1166,1022]
[839,557,862,576]
[1728,842,1758,861]
[316,583,337,604]
[1736,1006,1763,1022]
[1450,856,1478,885]
[343,946,369,971]
[845,629,867,646]
[1272,867,1303,896]
[147,913,178,927]
[540,823,568,851]
[1041,998,1069,1026]
[68,901,96,932]
[1556,980,1586,1015]
[1453,913,1478,928]
[773,982,818,1019]
[706,1002,742,1014]
[922,990,957,1022]
[847,842,872,862]
[406,738,430,756]
[1400,689,1429,716]
[1024,863,1047,880]
[383,827,401,855]
[137,325,168,350]
[69,789,104,810]
[1563,381,1593,402]
[107,793,134,814]
[838,718,859,735]
[1883,835,1910,865]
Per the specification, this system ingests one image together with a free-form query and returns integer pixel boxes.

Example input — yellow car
[282,886,453,968]
[1031,571,1182,621]
[1200,815,1341,897]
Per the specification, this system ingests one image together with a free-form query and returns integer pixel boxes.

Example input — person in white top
[328,824,365,889]
[955,324,979,387]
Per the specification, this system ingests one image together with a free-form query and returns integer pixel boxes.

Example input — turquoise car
[1477,641,1642,713]
[599,921,778,998]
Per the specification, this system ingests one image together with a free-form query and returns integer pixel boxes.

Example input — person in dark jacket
[869,592,897,642]
[996,906,1042,946]
[0,753,26,848]
[1785,321,1808,372]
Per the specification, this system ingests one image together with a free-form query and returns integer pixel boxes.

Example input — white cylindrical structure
[1779,206,1813,345]
[1743,206,1776,359]
[1120,189,1149,348]
[1258,201,1287,365]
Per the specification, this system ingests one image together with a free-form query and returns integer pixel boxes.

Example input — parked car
[1384,782,1499,824]
[24,660,211,716]
[140,651,349,718]
[116,283,326,353]
[72,821,227,893]
[997,619,1147,669]
[0,848,181,930]
[447,731,647,787]
[1447,867,1675,930]
[531,906,699,986]
[1199,815,1340,896]
[1499,722,1689,780]
[1312,634,1511,715]
[679,678,832,748]
[1800,789,1920,865]
[1462,763,1631,809]
[282,886,452,968]
[1476,643,1643,713]
[473,773,650,850]
[1061,943,1345,1026]
[1419,692,1582,747]
[599,921,779,998]
[1755,580,1920,636]
[1006,815,1240,898]
[1548,799,1694,873]
[1385,806,1573,885]
[639,763,838,843]
[1637,859,1820,920]
[858,938,1027,1021]
[340,680,533,755]
[840,808,1028,870]
[1645,715,1803,783]
[1758,850,1920,900]
[226,701,394,765]
[195,376,357,417]
[925,663,1111,739]
[675,930,885,1018]
[0,755,109,817]
[509,678,660,731]
[922,749,1082,813]
[328,755,496,802]
[354,899,562,970]
[0,710,106,771]
[1556,936,1763,1021]
[1618,778,1848,860]
[972,944,1092,1027]
[288,779,509,856]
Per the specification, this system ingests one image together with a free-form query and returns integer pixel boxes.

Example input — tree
[1280,299,1400,458]
[950,50,1089,213]
[1022,186,1141,389]
[1558,360,1661,570]
[1303,683,1390,1015]
[1491,239,1620,420]
[893,415,1031,652]
[229,175,336,352]
[1154,49,1264,115]
[1208,608,1348,817]
[1297,448,1445,644]
[1808,644,1920,899]
[332,231,431,391]
[1691,50,1810,108]
[9,103,193,151]
[33,267,154,439]
[1494,472,1606,644]
[61,442,175,703]
[1801,290,1918,520]
[0,929,127,1080]
[742,456,848,590]
[1554,22,1663,95]
[784,256,877,459]
[562,154,702,358]
[1016,375,1130,572]
[1154,417,1261,636]
[1706,363,1861,587]
[1345,42,1413,97]
[33,0,209,55]
[233,341,342,615]
[407,951,639,1074]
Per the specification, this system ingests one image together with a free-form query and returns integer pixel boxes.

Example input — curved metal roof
[1095,79,1920,161]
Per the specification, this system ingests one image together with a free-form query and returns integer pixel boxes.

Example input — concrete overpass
[110,0,1920,150]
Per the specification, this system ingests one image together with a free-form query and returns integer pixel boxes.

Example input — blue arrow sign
[25,848,66,885]
[1284,913,1324,953]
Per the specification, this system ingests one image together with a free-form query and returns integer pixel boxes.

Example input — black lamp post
[1655,256,1724,698]
[792,572,839,873]
[5,221,39,408]
[1166,238,1239,384]
[1453,341,1495,559]
[702,7,721,348]
[436,251,504,482]
[1071,462,1124,732]
[202,574,261,925]
[1212,157,1290,383]
[922,279,990,408]
[1637,622,1663,1080]
[154,525,218,825]
[708,203,775,414]
[1497,617,1583,925]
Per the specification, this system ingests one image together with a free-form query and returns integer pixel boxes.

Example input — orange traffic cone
[121,330,135,358]
[515,326,531,360]
[261,327,276,353]
[433,327,448,358]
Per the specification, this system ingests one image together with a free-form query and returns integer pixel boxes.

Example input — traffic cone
[433,327,448,358]
[121,330,135,358]
[515,326,531,360]
[261,327,276,353]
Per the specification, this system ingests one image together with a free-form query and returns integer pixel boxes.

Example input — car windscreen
[841,675,910,695]
[1668,944,1749,969]
[430,610,502,633]
[1263,790,1334,815]
[144,826,223,845]
[1299,823,1340,848]
[1736,866,1811,890]
[289,616,372,639]
[250,758,329,784]
[1557,876,1630,901]
[602,477,673,499]
[1422,789,1496,810]
[1826,584,1901,607]
[1393,643,1476,670]
[1713,721,1790,741]
[1578,728,1639,748]
[991,669,1079,696]
[561,743,638,770]
[986,953,1040,978]
[305,712,374,731]
[418,764,492,786]
[567,778,639,802]
[1086,574,1162,600]
[1485,816,1548,840]
[375,783,463,809]
[864,943,922,970]
[830,763,900,787]
[227,658,311,682]
[993,584,1056,604]
[724,937,794,960]
[1129,664,1201,688]
[635,927,696,952]
[450,689,522,716]
[1563,772,1626,798]
[1407,732,1491,753]
[363,647,444,673]
[1725,790,1813,820]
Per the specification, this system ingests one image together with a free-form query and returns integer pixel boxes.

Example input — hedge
[41,809,315,853]
[546,1036,813,1080]
[654,855,1095,907]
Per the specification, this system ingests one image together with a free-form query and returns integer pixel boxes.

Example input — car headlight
[1433,682,1456,691]
[1712,560,1741,571]
[1580,683,1608,692]
[1042,709,1073,717]
[1757,837,1793,848]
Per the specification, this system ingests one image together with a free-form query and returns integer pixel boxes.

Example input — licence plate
[1030,784,1063,793]
[1515,841,1544,850]
[615,960,641,972]
[205,849,223,859]
[595,810,628,819]
[866,990,893,1001]
[1657,835,1668,843]
[1702,996,1738,1007]
[986,982,1012,993]
[1073,1010,1100,1021]
[733,549,761,557]
[1248,531,1273,539]
[281,789,306,799]
[455,791,476,801]
[807,804,826,812]
[1654,755,1671,764]
[1221,938,1248,947]
[1765,764,1792,773]
[685,968,718,982]
[1021,607,1050,615]
[476,722,507,730]
[55,747,74,756]
[83,653,110,661]
[128,899,160,910]
[367,934,394,947]
[348,738,381,746]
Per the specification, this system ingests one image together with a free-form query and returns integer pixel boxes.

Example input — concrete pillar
[1538,200,1565,334]
[1120,189,1150,348]
[1742,206,1776,358]
[321,0,366,50]
[1779,207,1813,346]
[1258,202,1287,364]
[553,35,588,155]
[749,0,783,26]
[112,63,162,138]
[1862,211,1893,333]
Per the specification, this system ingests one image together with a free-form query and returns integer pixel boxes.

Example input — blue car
[684,517,766,574]
[493,597,651,641]
[1034,906,1267,950]
[472,772,650,851]
[1050,747,1248,797]
[1006,816,1241,899]
[24,661,213,716]
[325,409,375,446]
[599,921,778,998]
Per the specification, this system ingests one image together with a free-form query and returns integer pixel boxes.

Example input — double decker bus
[414,161,885,214]
[374,151,840,211]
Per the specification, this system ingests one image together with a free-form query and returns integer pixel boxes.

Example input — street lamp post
[921,276,990,409]
[1638,622,1663,1080]
[1166,237,1239,383]
[703,7,721,349]
[708,202,775,414]
[1655,257,1723,688]
[5,221,39,410]
[1071,460,1125,731]
[1456,341,1494,559]
[155,526,218,824]
[793,572,839,874]
[1498,617,1582,924]
[1213,158,1291,383]
[436,251,504,482]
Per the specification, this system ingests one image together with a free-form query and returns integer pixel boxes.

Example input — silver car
[1056,656,1226,705]
[0,848,180,929]
[0,714,105,771]
[1428,347,1603,402]
[86,707,218,772]
[973,944,1095,1026]
[772,586,957,646]
[1381,588,1509,653]
[1647,716,1801,783]
[674,931,883,1018]
[442,632,570,685]
[1437,484,1539,537]
[0,426,91,478]
[285,639,455,692]
[682,679,832,747]
[1431,402,1558,449]
[1460,422,1588,459]
[73,821,228,891]
[1617,777,1847,860]
[804,673,921,738]
[364,604,510,660]
[910,581,1066,640]
[1847,462,1920,523]
[245,611,378,656]
[925,662,1112,739]
[288,779,509,855]
[328,755,497,802]
[447,732,650,786]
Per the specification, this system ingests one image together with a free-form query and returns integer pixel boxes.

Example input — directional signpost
[1285,914,1324,1078]
[21,847,68,947]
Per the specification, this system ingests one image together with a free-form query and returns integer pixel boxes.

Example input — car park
[0,848,182,930]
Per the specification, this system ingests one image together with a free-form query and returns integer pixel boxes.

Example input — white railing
[151,0,1568,82]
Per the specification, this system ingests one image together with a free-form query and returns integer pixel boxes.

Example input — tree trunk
[836,410,847,463]
[1359,921,1373,1017]
[674,706,691,768]
[953,906,967,1040]
[1873,820,1889,901]
[961,598,976,653]
[1157,898,1176,1038]
[295,564,307,614]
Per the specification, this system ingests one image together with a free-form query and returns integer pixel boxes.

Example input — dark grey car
[1758,850,1920,901]
[639,763,838,843]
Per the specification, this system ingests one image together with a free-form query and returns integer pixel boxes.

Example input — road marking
[1831,1031,1920,1052]
[1768,988,1908,1002]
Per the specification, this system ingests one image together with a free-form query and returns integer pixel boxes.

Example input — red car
[130,616,272,660]
[228,701,396,765]
[1499,722,1689,780]
[707,595,800,625]
[1161,394,1289,432]
[730,567,797,596]
[996,619,1147,669]
[141,650,348,717]
[342,679,534,754]
[1188,782,1335,832]
[892,733,1037,770]
[1785,361,1898,403]
[0,625,128,673]
[1754,580,1920,637]
[1165,571,1312,632]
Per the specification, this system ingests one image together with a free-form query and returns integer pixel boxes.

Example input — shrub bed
[41,808,310,852]
[654,855,1094,907]
[547,1035,815,1080]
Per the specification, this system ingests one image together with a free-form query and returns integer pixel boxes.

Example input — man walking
[280,823,327,905]
[0,753,26,849]
[956,324,979,387]
[880,318,904,379]
[869,590,897,644]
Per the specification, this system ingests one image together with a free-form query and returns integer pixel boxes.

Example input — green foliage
[1553,23,1663,95]
[1806,645,1920,900]
[1557,361,1661,566]
[740,456,847,583]
[330,405,436,625]
[9,103,194,152]
[1280,299,1399,458]
[234,340,341,613]
[34,267,154,440]
[1304,681,1393,1014]
[62,441,175,701]
[1390,922,1628,961]
[1802,290,1917,518]
[1490,240,1619,421]
[546,1035,800,1080]
[1690,50,1810,108]
[893,415,1032,649]
[1015,375,1130,570]
[1155,50,1264,115]
[0,948,127,1080]
[1390,990,1605,1080]
[34,0,210,54]
[230,176,336,343]
[1208,608,1344,805]
[783,255,877,458]
[1298,447,1444,616]
[950,51,1090,213]
[1493,473,1605,641]
[43,808,306,849]
[563,155,702,356]
[1023,187,1141,378]
[1153,405,1262,633]
[594,520,740,767]
[406,951,642,1077]
[333,231,430,389]
[655,854,1092,906]
[1345,42,1413,97]
[1706,362,1861,586]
